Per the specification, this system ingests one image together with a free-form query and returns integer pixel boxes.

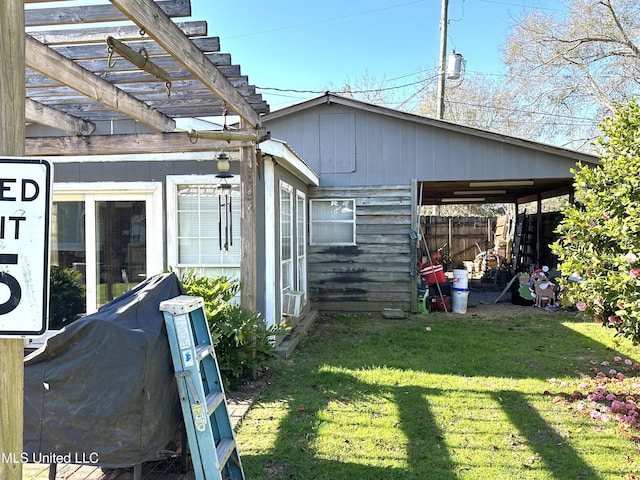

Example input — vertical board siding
[308,185,413,312]
[319,112,356,174]
[264,100,586,188]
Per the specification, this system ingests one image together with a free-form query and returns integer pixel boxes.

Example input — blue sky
[192,0,564,112]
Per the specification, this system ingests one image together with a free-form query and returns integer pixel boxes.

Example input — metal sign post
[0,158,52,337]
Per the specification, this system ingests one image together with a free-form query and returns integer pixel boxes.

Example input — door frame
[53,182,163,314]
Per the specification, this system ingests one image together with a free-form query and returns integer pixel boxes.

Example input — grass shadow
[310,313,637,380]
[242,369,457,479]
[239,312,640,479]
[492,389,602,479]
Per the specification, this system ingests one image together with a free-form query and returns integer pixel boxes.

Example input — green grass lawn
[235,309,640,479]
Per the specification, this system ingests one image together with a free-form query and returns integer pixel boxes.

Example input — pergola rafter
[23,0,269,155]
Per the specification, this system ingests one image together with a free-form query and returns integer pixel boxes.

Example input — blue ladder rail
[160,295,245,480]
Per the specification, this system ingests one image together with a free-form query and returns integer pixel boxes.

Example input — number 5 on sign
[0,254,21,315]
[0,158,52,337]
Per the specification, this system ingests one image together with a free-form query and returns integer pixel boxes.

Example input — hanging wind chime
[216,151,233,253]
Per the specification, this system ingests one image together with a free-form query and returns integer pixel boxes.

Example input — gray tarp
[24,272,185,468]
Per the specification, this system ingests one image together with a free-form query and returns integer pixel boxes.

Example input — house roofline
[262,92,600,166]
[260,138,320,186]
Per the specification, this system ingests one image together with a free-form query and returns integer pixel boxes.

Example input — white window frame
[53,182,163,315]
[309,198,356,246]
[280,181,294,295]
[166,175,241,279]
[296,191,307,296]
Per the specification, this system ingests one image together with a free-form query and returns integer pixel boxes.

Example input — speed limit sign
[0,158,52,337]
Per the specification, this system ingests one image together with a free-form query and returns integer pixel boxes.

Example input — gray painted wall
[52,159,223,183]
[264,100,585,187]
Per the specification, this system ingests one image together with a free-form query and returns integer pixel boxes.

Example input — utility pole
[436,0,449,120]
[0,1,25,479]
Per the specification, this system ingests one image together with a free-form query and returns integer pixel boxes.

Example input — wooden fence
[420,216,501,270]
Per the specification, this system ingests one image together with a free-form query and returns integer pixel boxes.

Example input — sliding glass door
[95,200,147,306]
[52,184,162,316]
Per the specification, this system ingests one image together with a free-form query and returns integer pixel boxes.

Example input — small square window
[310,199,356,246]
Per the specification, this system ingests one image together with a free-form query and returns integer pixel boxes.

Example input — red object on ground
[432,295,450,312]
[420,262,446,285]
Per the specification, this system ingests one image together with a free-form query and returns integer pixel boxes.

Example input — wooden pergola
[23,0,269,147]
[2,3,270,476]
[21,0,269,310]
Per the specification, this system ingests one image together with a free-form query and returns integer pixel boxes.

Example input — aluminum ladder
[160,295,245,480]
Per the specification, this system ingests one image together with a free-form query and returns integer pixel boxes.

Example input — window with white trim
[280,182,294,293]
[167,175,241,279]
[296,191,307,295]
[309,199,356,246]
[52,183,163,315]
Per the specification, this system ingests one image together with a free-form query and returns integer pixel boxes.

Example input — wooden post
[239,129,257,313]
[239,120,258,376]
[410,179,418,314]
[436,0,449,119]
[0,1,25,479]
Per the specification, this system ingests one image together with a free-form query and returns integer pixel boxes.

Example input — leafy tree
[552,99,640,343]
[503,0,640,150]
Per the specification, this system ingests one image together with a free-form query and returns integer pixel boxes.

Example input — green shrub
[179,270,239,320]
[49,266,85,330]
[179,271,288,388]
[552,99,640,343]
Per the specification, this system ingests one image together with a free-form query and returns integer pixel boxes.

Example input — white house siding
[258,161,312,329]
[308,185,413,313]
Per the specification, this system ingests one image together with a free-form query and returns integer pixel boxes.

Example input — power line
[257,75,437,96]
[445,98,597,122]
[256,64,612,127]
[259,84,599,128]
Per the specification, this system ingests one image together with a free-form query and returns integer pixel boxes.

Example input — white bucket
[452,288,469,314]
[453,268,469,290]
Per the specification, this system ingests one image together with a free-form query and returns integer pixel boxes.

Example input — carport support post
[0,1,25,479]
[410,180,418,313]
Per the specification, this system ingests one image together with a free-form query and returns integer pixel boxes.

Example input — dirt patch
[465,299,553,319]
[263,460,288,479]
[426,283,562,319]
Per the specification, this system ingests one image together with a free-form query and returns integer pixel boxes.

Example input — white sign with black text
[0,158,52,337]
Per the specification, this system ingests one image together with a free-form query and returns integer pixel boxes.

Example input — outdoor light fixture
[215,151,233,253]
[453,190,506,195]
[468,180,534,187]
[441,197,486,202]
[215,151,232,178]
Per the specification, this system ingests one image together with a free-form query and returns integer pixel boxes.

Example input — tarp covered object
[24,272,185,468]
